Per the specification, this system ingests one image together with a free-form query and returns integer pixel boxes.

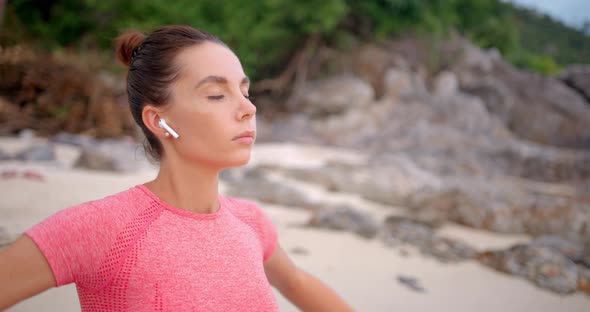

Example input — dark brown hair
[115,25,225,161]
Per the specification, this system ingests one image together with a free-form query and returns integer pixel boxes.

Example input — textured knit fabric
[24,185,279,311]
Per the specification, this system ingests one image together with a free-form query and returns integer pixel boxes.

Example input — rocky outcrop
[560,65,590,103]
[257,36,590,247]
[339,36,590,149]
[450,39,590,149]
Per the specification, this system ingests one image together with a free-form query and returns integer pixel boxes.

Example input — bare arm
[264,245,355,312]
[0,235,56,310]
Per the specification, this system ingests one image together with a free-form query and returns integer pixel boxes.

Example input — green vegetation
[4,0,589,77]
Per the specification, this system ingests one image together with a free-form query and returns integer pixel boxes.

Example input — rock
[380,36,590,149]
[397,275,426,293]
[18,129,36,143]
[381,215,436,245]
[456,40,497,74]
[300,76,374,116]
[432,70,458,97]
[283,158,442,207]
[353,45,410,97]
[578,265,590,295]
[531,236,586,264]
[0,146,12,160]
[429,236,478,262]
[53,132,97,146]
[381,215,476,262]
[256,34,590,248]
[466,72,590,148]
[456,52,590,148]
[15,142,56,162]
[75,145,118,171]
[485,143,590,183]
[315,43,409,98]
[560,65,590,102]
[222,167,317,208]
[0,227,13,249]
[310,108,378,145]
[403,170,590,244]
[399,248,410,257]
[290,246,309,256]
[478,245,579,294]
[383,68,416,99]
[307,204,380,239]
[74,138,145,172]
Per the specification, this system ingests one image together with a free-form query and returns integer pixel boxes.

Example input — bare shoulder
[0,235,56,310]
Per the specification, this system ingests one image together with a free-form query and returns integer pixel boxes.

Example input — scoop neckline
[136,184,225,220]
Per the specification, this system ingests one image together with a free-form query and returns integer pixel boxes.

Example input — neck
[145,155,220,214]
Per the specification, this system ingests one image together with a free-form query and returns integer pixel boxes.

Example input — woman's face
[160,42,257,169]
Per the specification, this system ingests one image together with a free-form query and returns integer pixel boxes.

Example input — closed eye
[208,95,224,100]
[245,95,255,101]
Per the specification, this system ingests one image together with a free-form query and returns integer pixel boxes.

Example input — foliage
[6,0,348,78]
[4,0,590,78]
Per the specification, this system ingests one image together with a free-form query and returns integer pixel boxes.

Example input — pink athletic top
[25,185,280,311]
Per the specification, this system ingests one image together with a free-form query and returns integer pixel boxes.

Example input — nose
[237,95,257,121]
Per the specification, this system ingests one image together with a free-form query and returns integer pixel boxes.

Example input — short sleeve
[24,200,122,287]
[225,197,279,261]
[25,195,141,287]
[251,203,279,261]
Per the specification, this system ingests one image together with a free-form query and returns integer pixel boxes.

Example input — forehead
[174,42,246,83]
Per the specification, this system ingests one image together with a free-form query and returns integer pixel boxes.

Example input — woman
[0,25,354,311]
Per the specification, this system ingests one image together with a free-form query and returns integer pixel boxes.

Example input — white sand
[1,138,589,311]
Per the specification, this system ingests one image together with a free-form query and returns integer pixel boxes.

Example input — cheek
[177,110,231,148]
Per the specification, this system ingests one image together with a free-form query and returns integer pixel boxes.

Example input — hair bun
[115,31,146,66]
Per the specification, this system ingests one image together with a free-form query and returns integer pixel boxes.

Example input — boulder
[15,142,56,162]
[307,204,380,239]
[282,158,442,207]
[432,70,458,98]
[0,227,13,249]
[381,215,476,262]
[407,177,590,245]
[478,244,579,294]
[578,266,590,295]
[0,146,12,160]
[74,138,145,172]
[560,65,590,102]
[531,236,587,265]
[221,167,317,208]
[300,76,374,116]
[383,68,422,99]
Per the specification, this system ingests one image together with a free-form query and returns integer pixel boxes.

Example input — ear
[142,105,167,139]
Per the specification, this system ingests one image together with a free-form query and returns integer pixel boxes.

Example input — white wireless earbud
[158,118,179,139]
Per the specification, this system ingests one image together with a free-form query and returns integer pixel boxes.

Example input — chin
[220,153,252,169]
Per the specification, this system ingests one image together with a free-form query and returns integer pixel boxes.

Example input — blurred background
[1,0,589,311]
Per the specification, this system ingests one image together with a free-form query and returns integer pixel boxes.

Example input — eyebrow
[194,75,250,89]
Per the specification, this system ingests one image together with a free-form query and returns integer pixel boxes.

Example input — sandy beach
[1,138,589,311]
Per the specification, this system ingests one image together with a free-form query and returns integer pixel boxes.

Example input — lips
[232,130,255,143]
